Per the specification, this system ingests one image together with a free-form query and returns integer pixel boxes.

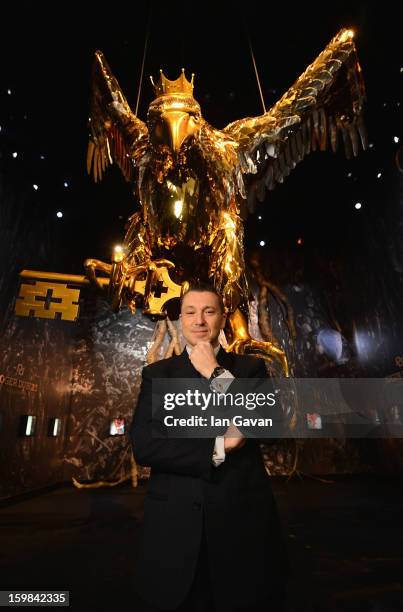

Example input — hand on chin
[188,336,218,378]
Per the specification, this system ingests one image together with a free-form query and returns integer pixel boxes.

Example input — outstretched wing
[87,51,149,183]
[223,29,367,213]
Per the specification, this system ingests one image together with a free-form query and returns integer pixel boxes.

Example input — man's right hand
[224,422,246,452]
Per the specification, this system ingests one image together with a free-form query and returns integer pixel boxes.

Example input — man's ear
[220,312,227,329]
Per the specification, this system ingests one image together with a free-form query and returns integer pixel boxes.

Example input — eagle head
[148,69,202,155]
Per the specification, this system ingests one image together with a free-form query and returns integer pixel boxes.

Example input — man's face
[180,291,226,348]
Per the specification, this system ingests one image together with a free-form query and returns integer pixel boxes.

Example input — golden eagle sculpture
[85,28,367,374]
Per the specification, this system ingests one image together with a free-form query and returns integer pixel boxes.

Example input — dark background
[1,9,403,610]
[0,1,402,501]
[0,0,401,270]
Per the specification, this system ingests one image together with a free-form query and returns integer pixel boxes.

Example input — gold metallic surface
[85,29,367,371]
[19,269,100,285]
[150,69,194,97]
[223,28,367,215]
[15,282,80,321]
[17,265,183,317]
[226,309,289,376]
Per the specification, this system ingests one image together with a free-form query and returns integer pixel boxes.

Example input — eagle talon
[226,309,289,376]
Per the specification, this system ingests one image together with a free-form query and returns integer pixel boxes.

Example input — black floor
[1,474,403,611]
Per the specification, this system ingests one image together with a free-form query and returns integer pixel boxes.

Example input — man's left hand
[189,341,219,379]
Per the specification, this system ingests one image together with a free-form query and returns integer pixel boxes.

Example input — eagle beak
[161,110,193,155]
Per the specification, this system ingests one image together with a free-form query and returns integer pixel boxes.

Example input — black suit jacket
[130,347,287,610]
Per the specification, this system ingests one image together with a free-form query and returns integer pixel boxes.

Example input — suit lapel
[172,348,202,378]
[216,346,236,373]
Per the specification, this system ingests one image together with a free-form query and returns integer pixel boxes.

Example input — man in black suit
[130,283,288,612]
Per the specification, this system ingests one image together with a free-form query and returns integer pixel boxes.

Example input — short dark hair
[180,282,225,313]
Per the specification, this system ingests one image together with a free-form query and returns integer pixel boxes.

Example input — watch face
[212,366,225,378]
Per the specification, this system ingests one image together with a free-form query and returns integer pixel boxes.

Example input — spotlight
[317,329,343,361]
[113,245,124,263]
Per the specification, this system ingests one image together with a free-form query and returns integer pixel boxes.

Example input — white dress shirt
[185,344,234,467]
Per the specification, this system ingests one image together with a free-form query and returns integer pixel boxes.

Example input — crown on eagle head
[150,68,195,98]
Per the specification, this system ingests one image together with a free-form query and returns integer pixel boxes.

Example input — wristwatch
[208,366,226,383]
